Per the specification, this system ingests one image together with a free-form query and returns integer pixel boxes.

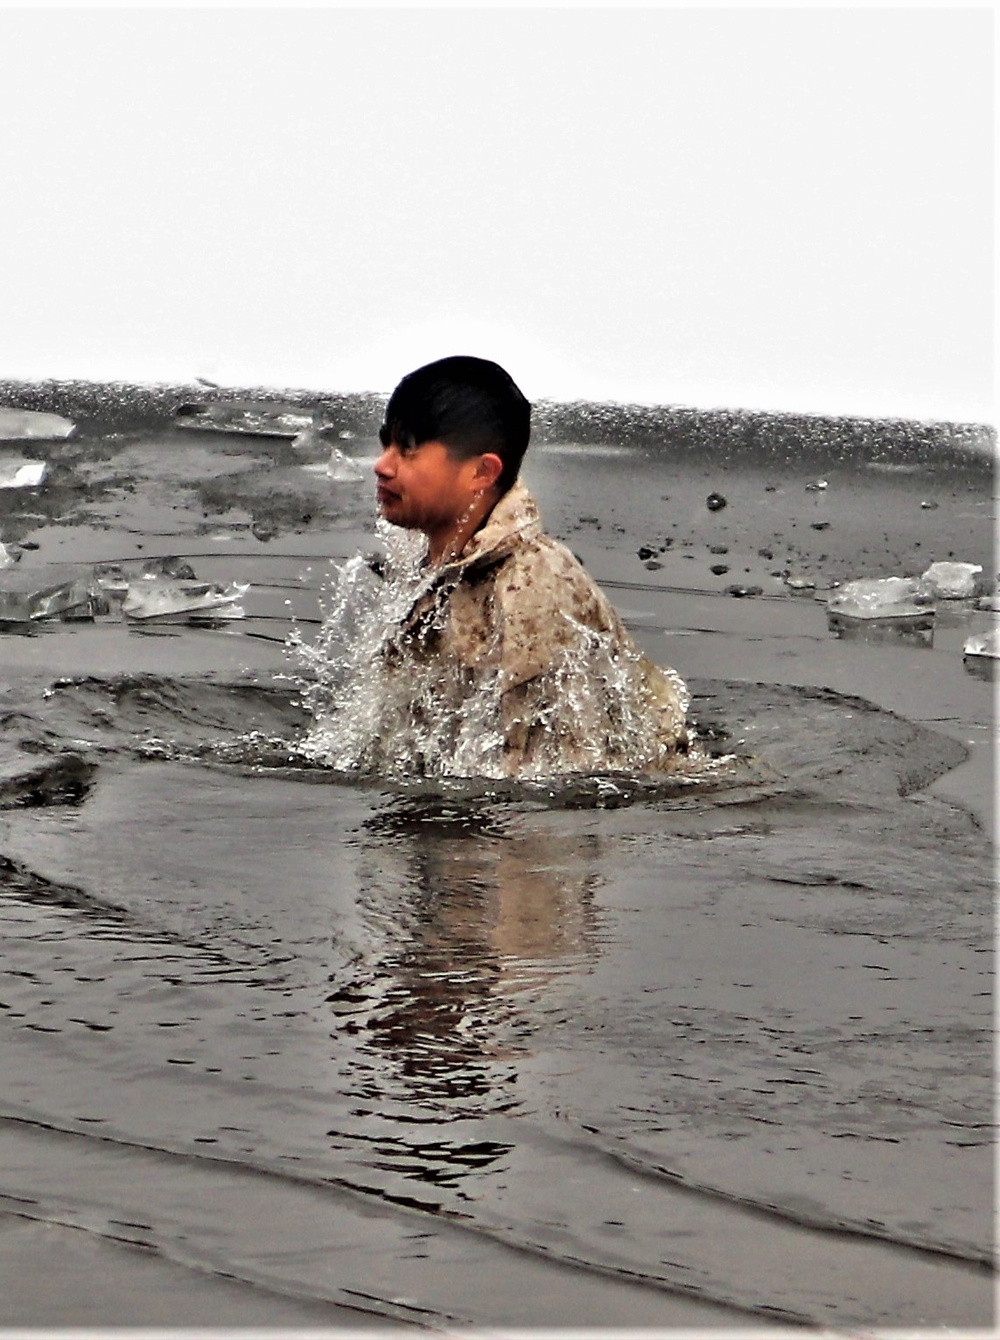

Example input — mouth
[376,486,399,507]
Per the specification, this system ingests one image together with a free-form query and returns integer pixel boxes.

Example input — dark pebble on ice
[706,492,727,512]
[758,548,773,560]
[725,584,763,598]
[637,545,656,560]
[709,544,729,554]
[710,563,730,576]
[18,540,40,551]
[810,521,831,531]
[644,559,663,571]
[920,500,939,510]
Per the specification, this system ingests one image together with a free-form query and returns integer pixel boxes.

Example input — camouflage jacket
[380,479,690,779]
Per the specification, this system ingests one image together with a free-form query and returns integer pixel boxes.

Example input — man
[362,354,690,779]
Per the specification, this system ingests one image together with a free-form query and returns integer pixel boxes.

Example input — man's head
[379,355,531,496]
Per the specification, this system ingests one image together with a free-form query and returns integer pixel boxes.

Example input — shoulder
[494,532,609,615]
[487,532,629,693]
[492,529,588,587]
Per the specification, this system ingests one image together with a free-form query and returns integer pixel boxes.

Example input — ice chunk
[963,630,1000,660]
[0,571,96,625]
[0,541,15,571]
[920,561,983,600]
[327,447,365,482]
[291,426,364,481]
[290,426,326,453]
[827,576,935,620]
[122,578,249,623]
[0,407,75,441]
[963,629,999,678]
[93,556,198,600]
[175,401,312,438]
[827,576,935,644]
[0,458,48,488]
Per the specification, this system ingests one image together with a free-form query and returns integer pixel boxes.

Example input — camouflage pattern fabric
[382,479,690,778]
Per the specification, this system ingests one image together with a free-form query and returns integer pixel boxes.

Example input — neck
[425,488,500,566]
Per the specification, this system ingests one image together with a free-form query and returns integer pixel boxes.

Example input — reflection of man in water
[372,354,689,777]
[343,808,603,1111]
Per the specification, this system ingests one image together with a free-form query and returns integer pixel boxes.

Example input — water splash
[284,522,463,777]
[285,530,738,787]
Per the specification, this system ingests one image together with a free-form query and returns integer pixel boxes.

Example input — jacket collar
[393,479,542,635]
[437,478,542,577]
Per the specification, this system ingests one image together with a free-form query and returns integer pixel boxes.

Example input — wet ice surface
[0,421,995,1329]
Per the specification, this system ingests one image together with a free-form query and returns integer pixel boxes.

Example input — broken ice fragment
[964,630,999,659]
[0,572,96,625]
[327,448,365,482]
[920,561,983,600]
[963,630,999,678]
[290,425,331,453]
[826,576,935,643]
[93,556,198,600]
[0,458,48,488]
[827,576,934,620]
[122,579,250,624]
[0,407,75,440]
[175,401,312,438]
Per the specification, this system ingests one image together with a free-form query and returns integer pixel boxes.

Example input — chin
[379,506,411,530]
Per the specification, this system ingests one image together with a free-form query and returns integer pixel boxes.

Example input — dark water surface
[0,412,995,1330]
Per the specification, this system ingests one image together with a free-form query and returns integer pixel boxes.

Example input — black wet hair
[379,355,531,494]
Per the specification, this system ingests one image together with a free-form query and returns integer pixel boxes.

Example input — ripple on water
[0,668,993,1328]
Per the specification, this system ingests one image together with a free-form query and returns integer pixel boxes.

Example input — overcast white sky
[0,6,994,423]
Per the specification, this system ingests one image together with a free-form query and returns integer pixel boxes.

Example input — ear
[472,452,504,491]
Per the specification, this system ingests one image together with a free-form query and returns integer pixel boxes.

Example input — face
[373,437,490,541]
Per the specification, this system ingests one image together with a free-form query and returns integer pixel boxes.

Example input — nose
[374,445,395,479]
